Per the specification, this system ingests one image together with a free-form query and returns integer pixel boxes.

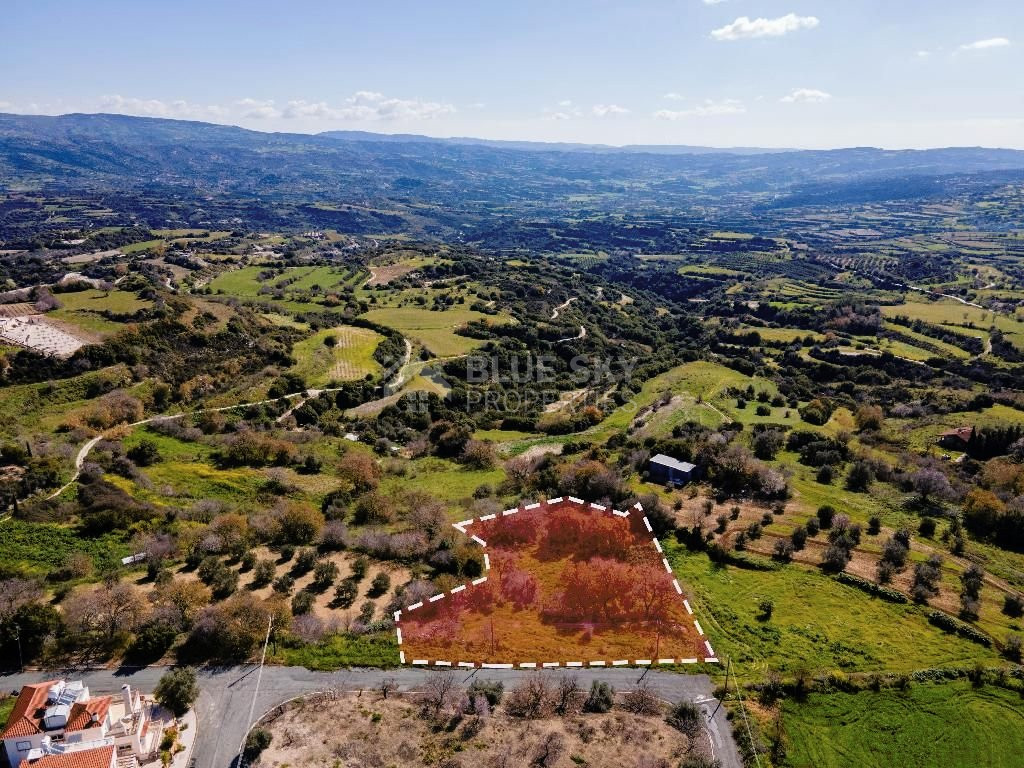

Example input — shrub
[272,574,294,595]
[926,610,991,646]
[816,505,835,529]
[292,547,318,575]
[468,679,504,707]
[845,461,874,492]
[791,526,807,551]
[291,590,315,615]
[620,682,662,715]
[311,560,339,592]
[350,556,369,582]
[251,560,275,588]
[369,572,391,597]
[759,598,775,619]
[243,727,272,761]
[805,517,820,536]
[1002,594,1024,618]
[1005,634,1023,662]
[333,579,358,608]
[583,681,614,713]
[667,700,702,739]
[821,544,851,573]
[837,571,907,603]
[918,517,937,538]
[772,540,794,563]
[867,516,881,536]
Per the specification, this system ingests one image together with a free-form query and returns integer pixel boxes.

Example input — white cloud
[0,101,10,110]
[592,104,629,117]
[655,99,746,119]
[916,50,931,58]
[780,88,832,104]
[702,0,728,4]
[711,13,819,41]
[558,99,574,107]
[957,37,1011,52]
[549,112,573,121]
[236,98,280,119]
[99,95,228,120]
[663,92,686,101]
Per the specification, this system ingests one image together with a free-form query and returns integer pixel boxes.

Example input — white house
[1,680,161,768]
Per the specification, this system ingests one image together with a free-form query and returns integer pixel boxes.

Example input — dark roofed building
[938,426,974,451]
[648,454,698,487]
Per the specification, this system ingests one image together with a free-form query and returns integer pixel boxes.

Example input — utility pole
[238,615,274,766]
[14,624,23,672]
[709,656,730,720]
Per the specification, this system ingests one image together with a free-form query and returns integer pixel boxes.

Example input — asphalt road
[1,665,742,768]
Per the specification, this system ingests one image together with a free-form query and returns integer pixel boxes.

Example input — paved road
[1,666,741,768]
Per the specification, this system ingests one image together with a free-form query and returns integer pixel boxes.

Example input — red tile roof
[66,697,111,732]
[17,745,116,768]
[1,681,58,739]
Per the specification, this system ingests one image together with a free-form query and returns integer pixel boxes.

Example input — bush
[791,526,807,551]
[350,556,369,582]
[369,572,391,597]
[312,560,339,592]
[291,590,315,615]
[154,667,199,716]
[333,579,358,608]
[1003,594,1024,618]
[243,727,272,761]
[926,610,991,646]
[667,700,702,739]
[918,517,937,538]
[821,544,851,573]
[468,679,504,707]
[583,680,614,713]
[758,598,775,619]
[836,571,907,603]
[251,560,275,588]
[816,505,835,529]
[772,540,794,563]
[867,516,881,536]
[292,547,318,575]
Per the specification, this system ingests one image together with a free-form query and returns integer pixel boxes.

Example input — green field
[0,519,131,576]
[882,300,1024,348]
[782,682,1024,768]
[289,325,383,387]
[667,541,1002,679]
[360,306,506,357]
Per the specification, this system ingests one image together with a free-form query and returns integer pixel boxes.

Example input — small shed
[648,454,698,487]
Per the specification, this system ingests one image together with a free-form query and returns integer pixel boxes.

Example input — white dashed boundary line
[394,497,718,667]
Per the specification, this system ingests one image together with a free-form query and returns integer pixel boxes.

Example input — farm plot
[289,325,383,386]
[360,306,507,357]
[0,315,86,357]
[398,498,712,667]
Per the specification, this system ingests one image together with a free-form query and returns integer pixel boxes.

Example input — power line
[237,615,274,766]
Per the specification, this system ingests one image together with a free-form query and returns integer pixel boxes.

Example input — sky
[2,0,1022,149]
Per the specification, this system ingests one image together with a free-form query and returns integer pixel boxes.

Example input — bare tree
[531,732,566,768]
[420,672,462,719]
[554,676,586,715]
[379,677,398,700]
[621,681,663,716]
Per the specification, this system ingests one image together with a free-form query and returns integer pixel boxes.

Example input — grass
[781,682,1024,768]
[0,519,131,576]
[666,540,1002,680]
[54,288,153,313]
[273,632,399,669]
[379,457,505,510]
[289,326,383,387]
[360,306,508,357]
[882,300,1024,348]
[0,696,15,727]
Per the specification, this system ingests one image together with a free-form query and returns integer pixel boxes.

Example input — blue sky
[2,0,1022,148]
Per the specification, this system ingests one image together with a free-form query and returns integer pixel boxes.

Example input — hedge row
[927,610,992,647]
[835,572,908,603]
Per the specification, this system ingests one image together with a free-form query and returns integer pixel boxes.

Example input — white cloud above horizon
[101,92,457,123]
[655,98,746,119]
[711,13,819,41]
[592,104,629,117]
[780,88,832,104]
[957,37,1011,52]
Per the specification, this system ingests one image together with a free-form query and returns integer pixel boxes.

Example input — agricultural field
[289,325,383,386]
[360,305,507,357]
[780,682,1024,768]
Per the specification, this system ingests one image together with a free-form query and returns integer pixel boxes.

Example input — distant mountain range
[2,112,1024,214]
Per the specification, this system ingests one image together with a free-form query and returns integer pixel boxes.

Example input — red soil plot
[396,498,715,668]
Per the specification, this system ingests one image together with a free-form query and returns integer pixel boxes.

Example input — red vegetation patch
[397,498,712,667]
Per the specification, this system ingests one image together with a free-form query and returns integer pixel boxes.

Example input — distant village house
[647,453,699,487]
[938,426,974,451]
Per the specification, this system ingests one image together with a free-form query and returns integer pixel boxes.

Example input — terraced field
[289,325,383,386]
